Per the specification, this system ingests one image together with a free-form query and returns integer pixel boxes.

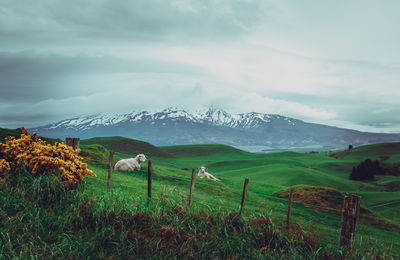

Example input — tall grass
[0,167,395,259]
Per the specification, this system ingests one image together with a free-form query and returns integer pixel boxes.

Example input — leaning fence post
[107,151,114,193]
[147,160,152,198]
[239,178,249,215]
[286,188,294,231]
[339,194,361,251]
[65,137,80,150]
[189,169,196,206]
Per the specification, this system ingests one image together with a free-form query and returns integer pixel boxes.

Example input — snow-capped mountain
[30,108,400,152]
[37,108,296,131]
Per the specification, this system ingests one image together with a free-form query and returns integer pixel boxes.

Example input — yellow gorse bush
[0,127,96,185]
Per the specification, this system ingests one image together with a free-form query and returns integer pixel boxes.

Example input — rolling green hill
[81,136,171,158]
[0,127,61,144]
[159,144,250,157]
[1,129,399,257]
[76,138,400,257]
[0,127,22,142]
[330,142,400,163]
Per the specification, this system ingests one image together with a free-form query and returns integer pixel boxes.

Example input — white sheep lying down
[198,166,219,181]
[114,154,147,172]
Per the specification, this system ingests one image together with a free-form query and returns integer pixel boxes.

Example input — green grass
[330,142,400,164]
[81,136,171,158]
[82,164,400,258]
[1,128,400,258]
[77,140,400,258]
[1,166,342,259]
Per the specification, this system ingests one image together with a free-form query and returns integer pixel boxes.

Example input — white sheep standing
[114,154,147,172]
[198,166,219,181]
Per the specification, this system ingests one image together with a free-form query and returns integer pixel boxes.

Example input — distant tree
[348,144,353,150]
[366,158,385,175]
[350,162,374,181]
[349,158,385,181]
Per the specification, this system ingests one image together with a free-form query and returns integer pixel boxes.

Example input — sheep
[114,154,147,172]
[198,166,219,181]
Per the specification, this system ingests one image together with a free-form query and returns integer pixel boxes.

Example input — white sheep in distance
[198,166,219,181]
[114,154,147,172]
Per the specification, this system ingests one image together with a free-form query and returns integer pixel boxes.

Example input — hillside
[0,127,61,144]
[330,142,400,163]
[81,136,171,158]
[0,127,22,142]
[78,139,400,257]
[1,130,399,258]
[83,137,400,198]
[159,144,250,157]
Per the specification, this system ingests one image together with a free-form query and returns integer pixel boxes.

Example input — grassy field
[1,128,399,258]
[80,139,400,257]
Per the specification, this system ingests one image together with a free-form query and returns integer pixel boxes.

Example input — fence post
[107,151,114,193]
[339,194,361,251]
[286,188,294,231]
[239,178,249,215]
[65,137,80,150]
[189,169,196,206]
[147,160,152,198]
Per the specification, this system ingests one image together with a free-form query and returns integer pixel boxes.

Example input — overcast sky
[0,0,399,132]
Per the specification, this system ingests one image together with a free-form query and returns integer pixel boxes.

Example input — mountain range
[29,107,400,152]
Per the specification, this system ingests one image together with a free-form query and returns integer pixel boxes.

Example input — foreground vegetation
[1,167,340,259]
[1,129,399,258]
[0,127,95,185]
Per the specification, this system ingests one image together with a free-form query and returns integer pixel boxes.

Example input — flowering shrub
[0,127,96,185]
[0,158,11,180]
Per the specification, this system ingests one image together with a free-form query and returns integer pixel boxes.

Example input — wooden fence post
[286,188,294,231]
[65,138,80,150]
[189,169,196,206]
[239,178,249,215]
[339,194,361,251]
[147,160,152,198]
[107,151,114,193]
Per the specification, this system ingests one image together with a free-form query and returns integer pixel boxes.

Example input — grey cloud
[0,114,59,128]
[327,105,400,131]
[265,45,400,73]
[0,50,206,102]
[0,0,267,47]
[265,88,400,131]
[358,109,400,126]
[309,57,400,74]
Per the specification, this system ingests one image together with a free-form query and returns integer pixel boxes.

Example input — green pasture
[1,127,399,257]
[80,139,400,256]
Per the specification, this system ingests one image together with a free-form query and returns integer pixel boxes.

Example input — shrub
[0,127,96,186]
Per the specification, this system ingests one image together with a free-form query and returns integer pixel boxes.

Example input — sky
[0,0,399,132]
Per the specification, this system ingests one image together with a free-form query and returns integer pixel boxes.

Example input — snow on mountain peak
[38,107,298,131]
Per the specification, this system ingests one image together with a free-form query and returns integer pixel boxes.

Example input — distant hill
[0,128,22,142]
[0,127,60,144]
[29,107,400,153]
[81,136,171,158]
[330,142,400,162]
[346,142,400,160]
[159,144,250,157]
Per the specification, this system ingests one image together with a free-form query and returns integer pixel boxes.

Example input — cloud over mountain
[0,1,399,133]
